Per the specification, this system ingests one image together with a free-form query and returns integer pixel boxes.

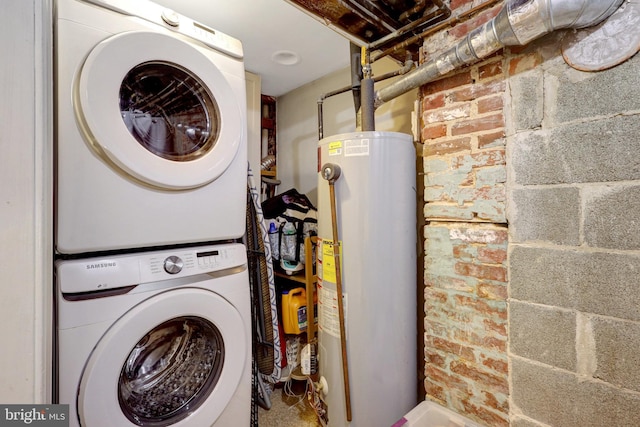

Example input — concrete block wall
[507,35,640,426]
[420,1,640,425]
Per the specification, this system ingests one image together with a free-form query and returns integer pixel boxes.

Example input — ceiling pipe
[368,0,451,55]
[374,0,625,108]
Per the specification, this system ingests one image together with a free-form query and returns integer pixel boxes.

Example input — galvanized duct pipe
[260,155,276,171]
[374,0,625,107]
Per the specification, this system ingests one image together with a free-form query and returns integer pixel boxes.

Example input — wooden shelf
[275,270,307,284]
[261,169,277,178]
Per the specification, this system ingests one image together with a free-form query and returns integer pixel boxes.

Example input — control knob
[164,255,183,274]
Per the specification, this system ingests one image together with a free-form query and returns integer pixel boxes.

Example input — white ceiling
[153,0,352,97]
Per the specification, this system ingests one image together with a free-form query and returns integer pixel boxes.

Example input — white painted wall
[0,0,52,403]
[276,57,418,204]
[245,71,262,176]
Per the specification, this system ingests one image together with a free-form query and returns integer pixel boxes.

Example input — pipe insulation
[374,0,624,107]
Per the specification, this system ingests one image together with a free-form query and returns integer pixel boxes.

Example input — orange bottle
[282,287,307,334]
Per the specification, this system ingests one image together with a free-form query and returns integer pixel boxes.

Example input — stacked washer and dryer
[53,1,251,426]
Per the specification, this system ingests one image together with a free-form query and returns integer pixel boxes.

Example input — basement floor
[258,381,320,426]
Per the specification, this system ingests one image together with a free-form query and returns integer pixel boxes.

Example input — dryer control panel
[57,243,247,294]
[80,0,244,58]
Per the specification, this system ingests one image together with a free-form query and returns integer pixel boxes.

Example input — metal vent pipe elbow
[374,0,624,107]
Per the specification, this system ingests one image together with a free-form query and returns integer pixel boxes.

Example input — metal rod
[322,163,351,422]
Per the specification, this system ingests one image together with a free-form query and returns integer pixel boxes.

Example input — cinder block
[510,246,640,322]
[584,185,640,250]
[510,115,640,185]
[549,53,640,125]
[592,317,640,393]
[510,301,576,371]
[509,187,580,245]
[511,358,640,427]
[510,71,543,131]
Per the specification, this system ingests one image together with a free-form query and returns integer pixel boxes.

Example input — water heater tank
[316,131,417,427]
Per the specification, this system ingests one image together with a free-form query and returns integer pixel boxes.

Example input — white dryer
[55,0,248,255]
[55,243,251,427]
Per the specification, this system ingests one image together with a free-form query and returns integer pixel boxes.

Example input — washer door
[75,31,243,190]
[78,288,247,426]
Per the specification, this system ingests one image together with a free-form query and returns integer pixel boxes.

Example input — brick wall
[421,2,509,425]
[420,1,640,426]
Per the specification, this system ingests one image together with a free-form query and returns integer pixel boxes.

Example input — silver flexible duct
[260,155,276,171]
[374,0,625,107]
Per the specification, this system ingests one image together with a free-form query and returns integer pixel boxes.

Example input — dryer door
[75,31,243,190]
[78,288,247,426]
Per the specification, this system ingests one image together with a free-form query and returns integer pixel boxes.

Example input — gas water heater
[316,131,417,427]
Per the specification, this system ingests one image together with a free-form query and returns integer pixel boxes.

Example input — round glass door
[118,316,224,425]
[119,62,220,162]
[75,31,243,190]
[78,288,247,427]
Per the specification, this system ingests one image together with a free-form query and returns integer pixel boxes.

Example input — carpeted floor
[258,382,320,427]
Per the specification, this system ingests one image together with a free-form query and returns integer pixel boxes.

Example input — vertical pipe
[350,42,362,117]
[317,99,324,141]
[322,163,352,422]
[360,77,375,131]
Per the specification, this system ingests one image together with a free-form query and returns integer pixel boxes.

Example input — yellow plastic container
[282,287,307,334]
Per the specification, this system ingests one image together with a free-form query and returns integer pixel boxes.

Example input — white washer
[55,0,248,255]
[55,243,251,427]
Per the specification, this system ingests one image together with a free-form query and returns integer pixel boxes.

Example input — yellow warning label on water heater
[321,240,341,283]
[328,141,342,156]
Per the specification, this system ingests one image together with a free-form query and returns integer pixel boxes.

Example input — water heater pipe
[374,0,625,107]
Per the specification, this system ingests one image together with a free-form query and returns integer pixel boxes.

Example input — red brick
[478,130,506,148]
[479,60,504,80]
[454,330,507,352]
[449,226,508,244]
[481,356,509,375]
[450,360,509,394]
[448,80,505,103]
[461,400,509,427]
[425,380,446,402]
[424,104,471,124]
[454,295,507,319]
[424,287,448,303]
[426,273,475,293]
[478,282,508,300]
[425,365,470,389]
[423,70,473,96]
[424,137,472,156]
[423,92,446,110]
[451,149,506,171]
[483,318,507,336]
[453,244,473,260]
[427,336,476,361]
[478,95,504,114]
[425,349,446,368]
[451,113,504,136]
[509,52,543,75]
[477,247,507,263]
[454,261,507,282]
[421,123,447,141]
[424,317,451,336]
[481,391,509,413]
